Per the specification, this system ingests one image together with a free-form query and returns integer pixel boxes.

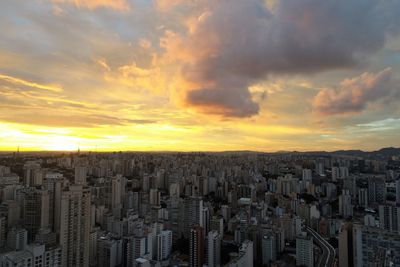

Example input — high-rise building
[338,222,353,267]
[353,224,400,267]
[339,190,353,218]
[227,240,253,267]
[358,188,368,208]
[97,236,123,267]
[59,185,91,267]
[23,161,42,187]
[7,227,28,251]
[202,207,210,234]
[189,225,204,267]
[368,177,386,206]
[379,205,400,233]
[302,169,312,182]
[332,167,340,181]
[210,216,224,236]
[396,179,400,205]
[208,230,221,267]
[74,165,87,185]
[149,189,160,206]
[296,234,314,267]
[262,232,276,266]
[340,167,349,179]
[21,187,49,241]
[184,197,203,238]
[43,173,63,232]
[156,230,172,261]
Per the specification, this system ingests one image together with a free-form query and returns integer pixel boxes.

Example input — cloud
[186,87,259,117]
[155,0,185,11]
[51,0,130,11]
[0,74,63,92]
[313,68,396,115]
[162,0,400,117]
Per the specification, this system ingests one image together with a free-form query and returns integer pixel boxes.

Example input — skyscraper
[59,185,91,267]
[184,197,203,238]
[379,204,400,233]
[339,190,353,218]
[338,222,353,267]
[189,225,204,267]
[74,165,87,185]
[296,234,314,267]
[262,232,276,266]
[208,230,221,267]
[156,230,172,261]
[21,187,49,242]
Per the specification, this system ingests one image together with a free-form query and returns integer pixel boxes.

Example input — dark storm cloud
[178,0,400,117]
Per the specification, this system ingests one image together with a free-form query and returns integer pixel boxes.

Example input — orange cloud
[51,0,130,11]
[0,74,63,92]
[156,0,185,11]
[313,68,394,115]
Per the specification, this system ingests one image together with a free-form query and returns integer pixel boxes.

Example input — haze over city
[1,0,400,152]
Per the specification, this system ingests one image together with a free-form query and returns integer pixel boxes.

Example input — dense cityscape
[0,148,398,267]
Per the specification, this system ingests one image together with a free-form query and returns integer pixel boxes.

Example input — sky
[0,0,400,152]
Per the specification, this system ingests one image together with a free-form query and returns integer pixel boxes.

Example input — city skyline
[1,0,400,151]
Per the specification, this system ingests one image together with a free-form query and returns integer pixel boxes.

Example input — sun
[42,136,79,151]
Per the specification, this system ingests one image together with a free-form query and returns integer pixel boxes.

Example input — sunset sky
[0,0,400,152]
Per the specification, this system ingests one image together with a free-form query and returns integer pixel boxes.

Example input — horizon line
[0,147,398,154]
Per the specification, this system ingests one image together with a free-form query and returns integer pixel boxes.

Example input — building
[227,240,253,267]
[156,230,172,261]
[21,188,49,241]
[339,190,353,218]
[74,166,87,185]
[97,236,123,267]
[262,232,276,266]
[207,230,221,267]
[368,177,386,206]
[296,234,314,267]
[302,169,312,182]
[7,227,28,251]
[59,185,91,267]
[338,222,353,267]
[353,224,400,267]
[210,216,224,237]
[379,205,400,233]
[189,225,204,267]
[184,197,203,238]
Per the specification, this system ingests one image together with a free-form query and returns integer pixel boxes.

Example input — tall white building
[156,230,172,261]
[207,230,221,267]
[59,185,91,267]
